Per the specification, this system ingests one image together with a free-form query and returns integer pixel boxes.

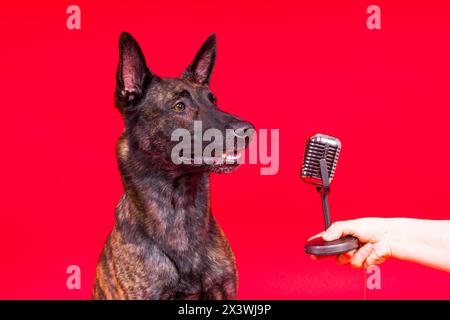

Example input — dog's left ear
[181,34,216,85]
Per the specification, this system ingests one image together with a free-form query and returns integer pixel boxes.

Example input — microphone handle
[319,158,332,229]
[321,192,331,229]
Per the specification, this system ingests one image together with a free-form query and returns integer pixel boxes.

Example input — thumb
[323,221,356,241]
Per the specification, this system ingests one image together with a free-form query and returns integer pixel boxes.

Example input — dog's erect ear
[116,32,153,105]
[181,34,216,85]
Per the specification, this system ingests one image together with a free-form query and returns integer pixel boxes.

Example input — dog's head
[115,32,254,173]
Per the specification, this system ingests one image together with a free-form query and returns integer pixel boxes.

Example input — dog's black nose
[227,121,254,138]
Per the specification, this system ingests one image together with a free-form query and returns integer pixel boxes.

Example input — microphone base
[305,236,360,256]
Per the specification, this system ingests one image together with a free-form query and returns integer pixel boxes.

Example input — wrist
[384,218,423,260]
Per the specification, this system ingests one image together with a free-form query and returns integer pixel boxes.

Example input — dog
[92,32,254,300]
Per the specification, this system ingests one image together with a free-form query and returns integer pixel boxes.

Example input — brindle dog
[92,32,253,300]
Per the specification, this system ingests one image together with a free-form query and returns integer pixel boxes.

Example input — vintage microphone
[302,134,359,255]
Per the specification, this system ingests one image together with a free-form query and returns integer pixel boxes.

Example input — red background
[1,1,449,299]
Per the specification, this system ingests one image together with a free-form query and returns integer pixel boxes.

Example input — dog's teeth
[179,153,241,165]
[179,156,192,164]
[225,153,242,161]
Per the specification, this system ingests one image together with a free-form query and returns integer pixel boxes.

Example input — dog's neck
[114,135,212,253]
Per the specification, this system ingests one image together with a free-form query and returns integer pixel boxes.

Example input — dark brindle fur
[92,32,253,300]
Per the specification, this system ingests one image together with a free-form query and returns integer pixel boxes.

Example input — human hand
[308,218,396,269]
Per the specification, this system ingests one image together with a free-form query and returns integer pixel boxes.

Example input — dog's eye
[173,101,185,112]
[208,92,217,104]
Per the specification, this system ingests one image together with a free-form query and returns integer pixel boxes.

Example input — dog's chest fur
[92,137,237,299]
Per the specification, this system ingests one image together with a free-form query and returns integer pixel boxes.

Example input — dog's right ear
[116,32,155,106]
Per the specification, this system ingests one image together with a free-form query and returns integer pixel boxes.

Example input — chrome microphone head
[301,133,341,187]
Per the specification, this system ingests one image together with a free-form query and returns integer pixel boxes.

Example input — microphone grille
[301,134,341,186]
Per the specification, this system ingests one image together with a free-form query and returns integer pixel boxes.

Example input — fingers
[328,242,389,268]
[311,249,362,265]
[322,221,356,241]
[364,242,389,267]
[329,244,374,268]
[350,243,373,269]
[310,255,322,261]
[336,249,356,265]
